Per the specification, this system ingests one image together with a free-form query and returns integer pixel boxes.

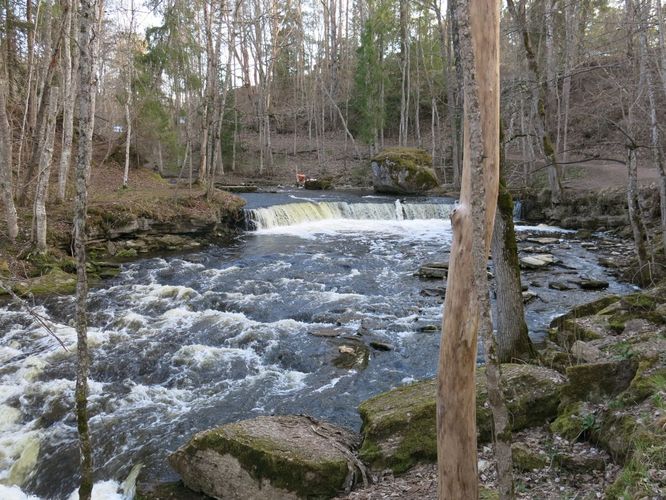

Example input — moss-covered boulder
[357,364,566,472]
[304,178,333,190]
[561,360,638,405]
[14,268,77,296]
[512,442,549,471]
[371,148,439,195]
[169,415,361,499]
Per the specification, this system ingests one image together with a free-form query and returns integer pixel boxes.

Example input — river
[0,191,635,499]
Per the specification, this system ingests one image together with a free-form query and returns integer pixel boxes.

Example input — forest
[1,0,666,499]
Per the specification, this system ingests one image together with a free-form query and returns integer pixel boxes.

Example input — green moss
[372,147,433,169]
[115,248,138,259]
[358,364,564,472]
[372,147,438,193]
[512,443,549,471]
[15,268,77,296]
[618,361,666,406]
[606,435,666,499]
[550,296,621,329]
[193,427,349,498]
[358,378,436,471]
[550,402,595,441]
[562,360,638,405]
[479,486,499,500]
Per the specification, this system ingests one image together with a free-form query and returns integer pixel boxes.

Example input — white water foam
[247,201,454,230]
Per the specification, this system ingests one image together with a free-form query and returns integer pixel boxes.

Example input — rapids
[0,191,634,499]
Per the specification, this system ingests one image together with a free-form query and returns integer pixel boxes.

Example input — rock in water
[579,279,609,290]
[520,254,556,269]
[371,148,439,195]
[169,415,362,499]
[549,281,573,291]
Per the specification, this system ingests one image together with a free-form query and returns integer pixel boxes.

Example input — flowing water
[0,191,635,499]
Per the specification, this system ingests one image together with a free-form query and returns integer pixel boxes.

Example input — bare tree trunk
[638,1,666,254]
[626,144,651,283]
[20,9,69,206]
[74,0,100,497]
[0,78,18,242]
[507,0,563,204]
[33,88,59,252]
[561,0,574,162]
[16,0,43,193]
[656,0,666,96]
[58,0,78,202]
[399,0,409,146]
[122,0,135,188]
[438,0,504,497]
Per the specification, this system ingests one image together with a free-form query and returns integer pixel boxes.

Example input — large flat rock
[169,415,361,499]
[357,364,566,473]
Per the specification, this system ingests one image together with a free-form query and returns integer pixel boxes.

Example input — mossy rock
[371,147,439,195]
[357,364,566,473]
[550,401,599,441]
[512,442,549,471]
[548,317,606,348]
[304,178,333,190]
[169,415,361,499]
[14,268,77,296]
[549,295,620,329]
[616,360,666,406]
[561,360,638,406]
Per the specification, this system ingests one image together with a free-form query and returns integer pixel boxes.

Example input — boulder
[549,281,573,291]
[304,178,333,190]
[357,364,566,472]
[169,415,361,500]
[415,266,447,279]
[520,254,555,269]
[579,279,609,291]
[561,360,638,405]
[333,338,370,370]
[371,148,439,195]
[512,443,549,471]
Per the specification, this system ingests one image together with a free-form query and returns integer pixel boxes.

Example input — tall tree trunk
[32,88,59,252]
[20,8,69,206]
[0,78,18,242]
[638,0,666,254]
[438,0,502,497]
[492,125,536,363]
[399,0,409,146]
[561,0,574,162]
[626,144,651,283]
[58,0,78,202]
[507,0,563,204]
[74,0,101,497]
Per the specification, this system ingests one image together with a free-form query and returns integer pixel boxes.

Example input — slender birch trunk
[638,1,666,254]
[74,0,101,497]
[122,0,135,188]
[0,79,18,242]
[32,88,58,252]
[58,0,78,202]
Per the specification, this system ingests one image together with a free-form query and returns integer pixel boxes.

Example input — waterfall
[513,200,523,220]
[245,201,454,230]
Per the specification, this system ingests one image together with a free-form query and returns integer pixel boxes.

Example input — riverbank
[0,164,246,297]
